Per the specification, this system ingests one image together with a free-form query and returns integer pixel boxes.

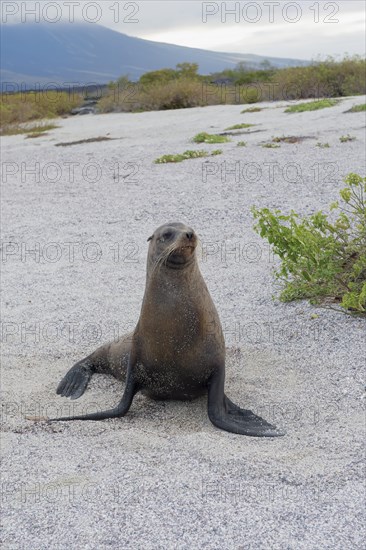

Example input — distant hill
[0,22,309,89]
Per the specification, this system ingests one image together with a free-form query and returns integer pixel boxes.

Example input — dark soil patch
[55,136,115,147]
[272,135,316,143]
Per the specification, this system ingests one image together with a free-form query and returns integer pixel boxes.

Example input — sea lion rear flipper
[56,362,93,400]
[207,369,285,437]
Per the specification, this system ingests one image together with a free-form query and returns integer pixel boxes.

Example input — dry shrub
[0,91,82,127]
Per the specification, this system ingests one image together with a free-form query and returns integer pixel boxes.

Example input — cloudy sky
[2,1,365,60]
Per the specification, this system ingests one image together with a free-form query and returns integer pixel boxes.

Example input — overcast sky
[2,1,365,60]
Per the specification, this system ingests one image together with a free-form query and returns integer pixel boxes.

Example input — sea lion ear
[147,234,153,242]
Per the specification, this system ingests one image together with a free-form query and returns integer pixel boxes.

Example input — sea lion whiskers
[151,241,178,274]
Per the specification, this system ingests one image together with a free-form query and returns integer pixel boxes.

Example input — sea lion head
[147,222,198,271]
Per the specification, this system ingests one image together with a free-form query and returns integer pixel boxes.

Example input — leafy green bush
[271,56,366,99]
[139,63,200,87]
[251,173,366,314]
[285,99,339,113]
[192,132,230,143]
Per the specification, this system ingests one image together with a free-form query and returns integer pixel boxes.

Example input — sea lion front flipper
[56,361,94,400]
[207,369,285,437]
[49,350,140,422]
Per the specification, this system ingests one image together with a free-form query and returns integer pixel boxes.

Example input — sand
[1,96,365,549]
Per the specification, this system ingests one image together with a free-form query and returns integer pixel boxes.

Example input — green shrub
[0,91,82,129]
[251,173,366,314]
[148,79,204,110]
[192,132,230,143]
[344,103,366,113]
[139,63,200,87]
[285,99,339,113]
[98,56,366,113]
[271,56,366,99]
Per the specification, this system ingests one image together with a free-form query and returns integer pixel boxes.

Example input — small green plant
[192,132,230,144]
[237,141,247,147]
[344,103,366,113]
[224,123,254,130]
[262,143,280,148]
[154,149,222,163]
[316,142,330,148]
[241,107,262,113]
[251,173,366,314]
[339,134,356,142]
[285,99,339,113]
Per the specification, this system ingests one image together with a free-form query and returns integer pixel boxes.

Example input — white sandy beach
[1,96,366,549]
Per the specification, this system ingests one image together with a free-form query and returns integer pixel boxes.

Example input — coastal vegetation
[1,56,364,132]
[252,173,366,314]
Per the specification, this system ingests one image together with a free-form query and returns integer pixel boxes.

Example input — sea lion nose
[186,232,194,240]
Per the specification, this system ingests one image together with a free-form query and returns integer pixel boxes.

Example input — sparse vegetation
[224,123,254,130]
[2,57,365,123]
[339,134,356,143]
[344,103,366,113]
[1,122,59,137]
[252,173,366,314]
[154,149,222,163]
[0,91,82,131]
[262,143,280,148]
[272,135,311,143]
[241,107,262,113]
[192,132,230,144]
[237,141,247,147]
[316,142,330,148]
[285,99,339,113]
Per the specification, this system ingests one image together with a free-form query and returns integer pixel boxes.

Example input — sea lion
[51,222,284,436]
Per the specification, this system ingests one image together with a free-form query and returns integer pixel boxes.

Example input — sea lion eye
[161,231,173,242]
